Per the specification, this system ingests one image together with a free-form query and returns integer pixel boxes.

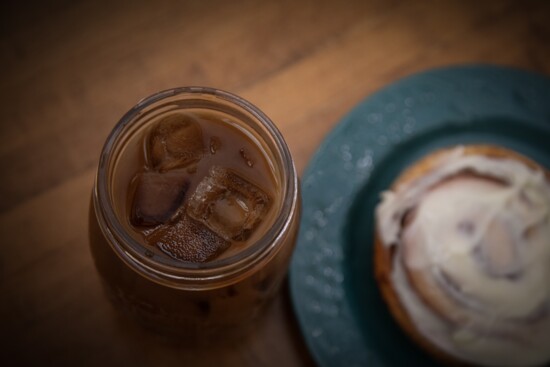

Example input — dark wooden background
[1,0,549,365]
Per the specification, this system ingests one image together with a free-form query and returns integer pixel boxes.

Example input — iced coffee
[89,88,300,340]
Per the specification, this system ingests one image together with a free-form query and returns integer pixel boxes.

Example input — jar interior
[101,91,290,271]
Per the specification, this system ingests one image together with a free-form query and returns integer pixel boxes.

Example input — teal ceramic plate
[289,65,550,367]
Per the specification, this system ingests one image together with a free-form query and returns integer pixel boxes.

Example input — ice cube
[187,166,271,241]
[147,215,230,263]
[147,113,205,171]
[130,170,190,226]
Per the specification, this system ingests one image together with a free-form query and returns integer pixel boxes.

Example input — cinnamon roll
[374,145,550,367]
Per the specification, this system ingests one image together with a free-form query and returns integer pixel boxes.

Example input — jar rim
[93,87,299,287]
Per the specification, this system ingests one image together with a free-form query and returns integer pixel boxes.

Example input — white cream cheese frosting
[376,147,550,367]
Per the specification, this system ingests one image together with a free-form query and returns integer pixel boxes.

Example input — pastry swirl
[375,146,550,367]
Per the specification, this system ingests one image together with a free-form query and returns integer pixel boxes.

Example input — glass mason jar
[88,87,301,341]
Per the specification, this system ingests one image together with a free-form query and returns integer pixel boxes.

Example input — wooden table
[2,1,549,365]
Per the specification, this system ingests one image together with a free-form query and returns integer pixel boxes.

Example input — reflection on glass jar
[88,87,301,341]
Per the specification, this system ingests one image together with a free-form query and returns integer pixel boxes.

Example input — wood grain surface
[1,0,549,366]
